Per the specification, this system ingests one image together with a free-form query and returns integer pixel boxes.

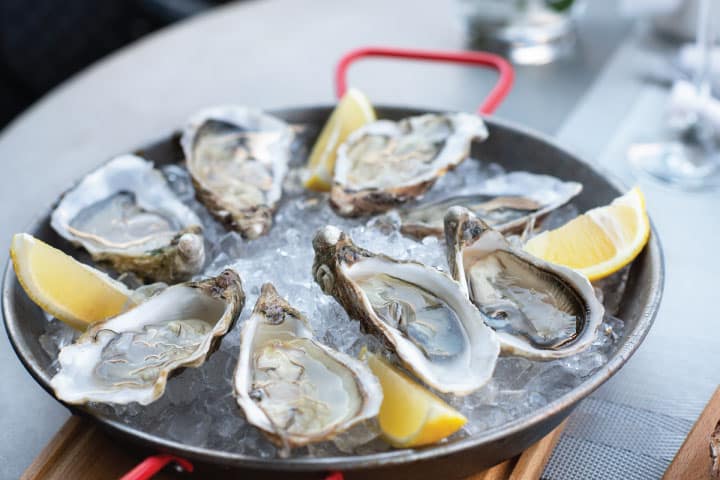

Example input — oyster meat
[181,105,294,239]
[312,226,499,395]
[51,154,205,283]
[331,113,488,217]
[444,206,604,359]
[50,269,244,405]
[234,283,381,448]
[399,171,582,239]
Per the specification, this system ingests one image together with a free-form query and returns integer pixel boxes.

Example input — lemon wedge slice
[304,88,376,192]
[10,233,133,330]
[365,352,467,448]
[524,187,650,281]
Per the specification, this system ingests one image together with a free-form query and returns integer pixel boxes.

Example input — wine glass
[627,0,720,190]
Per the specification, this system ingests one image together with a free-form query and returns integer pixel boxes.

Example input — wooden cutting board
[663,387,720,480]
[22,416,566,480]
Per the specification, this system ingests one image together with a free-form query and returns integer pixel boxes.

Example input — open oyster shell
[50,269,244,405]
[234,283,381,448]
[51,154,205,283]
[181,105,294,239]
[444,206,604,359]
[330,113,488,217]
[312,226,499,395]
[399,171,582,239]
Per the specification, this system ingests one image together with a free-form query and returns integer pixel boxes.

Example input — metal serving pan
[2,49,664,479]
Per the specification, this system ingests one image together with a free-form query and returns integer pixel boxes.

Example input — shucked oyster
[51,154,205,283]
[399,171,582,239]
[444,207,604,359]
[234,283,381,448]
[50,269,244,405]
[181,106,294,239]
[312,226,499,395]
[331,113,488,217]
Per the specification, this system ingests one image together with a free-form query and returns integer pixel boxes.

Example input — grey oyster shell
[399,171,582,239]
[312,226,499,395]
[330,113,488,217]
[234,283,381,448]
[50,269,244,405]
[181,105,294,239]
[51,154,205,283]
[444,206,604,359]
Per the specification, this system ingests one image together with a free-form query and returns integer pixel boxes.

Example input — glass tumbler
[458,0,582,65]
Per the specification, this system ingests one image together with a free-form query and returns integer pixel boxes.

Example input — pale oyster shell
[312,226,499,395]
[331,113,488,217]
[444,206,604,359]
[399,171,582,239]
[50,269,244,405]
[51,154,205,283]
[234,283,381,448]
[181,105,293,239]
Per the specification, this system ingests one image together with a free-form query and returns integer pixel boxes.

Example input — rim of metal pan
[2,106,665,472]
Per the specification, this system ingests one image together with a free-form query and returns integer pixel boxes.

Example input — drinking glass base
[627,141,720,191]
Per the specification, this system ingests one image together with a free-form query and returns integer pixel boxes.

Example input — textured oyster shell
[234,283,381,447]
[312,226,499,395]
[399,171,582,239]
[181,105,293,239]
[444,206,604,359]
[51,154,205,283]
[50,269,244,405]
[330,113,488,217]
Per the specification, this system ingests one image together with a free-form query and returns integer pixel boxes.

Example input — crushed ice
[39,150,628,458]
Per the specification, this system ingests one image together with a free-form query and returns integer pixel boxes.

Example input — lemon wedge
[524,187,650,281]
[365,352,467,448]
[304,88,376,192]
[10,233,133,330]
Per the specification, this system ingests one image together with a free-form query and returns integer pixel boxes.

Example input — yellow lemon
[304,88,376,191]
[10,233,133,330]
[365,352,467,448]
[524,187,650,281]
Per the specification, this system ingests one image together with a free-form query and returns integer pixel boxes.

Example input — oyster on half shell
[399,171,582,239]
[181,106,294,239]
[51,154,205,283]
[234,283,381,448]
[50,269,244,405]
[312,226,499,395]
[444,206,604,359]
[330,113,488,217]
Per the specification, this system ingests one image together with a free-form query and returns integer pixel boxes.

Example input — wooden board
[22,417,567,480]
[468,420,567,480]
[664,387,720,480]
[20,416,175,480]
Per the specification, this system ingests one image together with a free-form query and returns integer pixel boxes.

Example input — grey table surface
[0,1,716,479]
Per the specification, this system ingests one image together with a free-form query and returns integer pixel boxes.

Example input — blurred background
[0,0,233,128]
[0,0,714,129]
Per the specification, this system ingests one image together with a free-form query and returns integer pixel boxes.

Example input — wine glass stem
[696,0,714,95]
[692,0,715,140]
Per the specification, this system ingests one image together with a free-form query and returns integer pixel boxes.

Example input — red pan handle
[120,454,342,480]
[119,454,194,480]
[335,46,514,115]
